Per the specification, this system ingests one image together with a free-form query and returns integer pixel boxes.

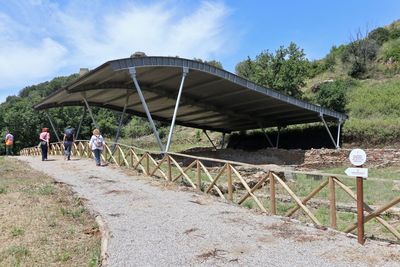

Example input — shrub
[341,38,379,78]
[380,39,400,63]
[389,28,400,39]
[122,117,152,138]
[343,118,400,145]
[314,79,356,113]
[368,27,390,45]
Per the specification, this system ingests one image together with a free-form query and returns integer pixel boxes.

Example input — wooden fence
[20,141,400,242]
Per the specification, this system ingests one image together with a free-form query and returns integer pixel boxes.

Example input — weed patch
[55,250,72,262]
[37,184,55,195]
[60,207,85,218]
[10,227,25,237]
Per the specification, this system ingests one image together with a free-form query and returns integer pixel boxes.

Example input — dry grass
[0,157,101,267]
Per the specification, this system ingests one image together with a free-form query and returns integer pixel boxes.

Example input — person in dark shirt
[63,127,75,160]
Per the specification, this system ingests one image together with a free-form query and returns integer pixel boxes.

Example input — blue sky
[0,0,399,103]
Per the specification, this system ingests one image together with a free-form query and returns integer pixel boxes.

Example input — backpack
[65,128,74,139]
[95,137,103,148]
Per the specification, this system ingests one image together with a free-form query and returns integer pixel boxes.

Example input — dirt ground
[0,157,100,266]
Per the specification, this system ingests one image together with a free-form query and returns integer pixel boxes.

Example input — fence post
[130,150,134,168]
[196,160,201,191]
[117,146,121,165]
[269,172,276,215]
[356,176,365,245]
[146,153,150,175]
[329,176,337,229]
[227,164,233,201]
[167,155,172,181]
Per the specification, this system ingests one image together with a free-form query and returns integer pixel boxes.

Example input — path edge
[95,215,110,266]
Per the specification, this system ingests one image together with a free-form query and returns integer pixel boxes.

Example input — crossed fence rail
[20,141,400,242]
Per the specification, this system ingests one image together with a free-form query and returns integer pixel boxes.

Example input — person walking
[63,127,75,160]
[89,128,105,166]
[39,128,50,161]
[5,131,14,156]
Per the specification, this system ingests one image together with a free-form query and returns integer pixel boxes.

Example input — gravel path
[18,156,399,267]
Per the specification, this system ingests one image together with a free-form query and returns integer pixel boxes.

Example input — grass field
[0,157,101,266]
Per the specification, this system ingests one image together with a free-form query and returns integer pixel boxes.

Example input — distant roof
[35,56,347,133]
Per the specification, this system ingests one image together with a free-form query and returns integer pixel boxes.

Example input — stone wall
[182,148,400,168]
[302,149,400,168]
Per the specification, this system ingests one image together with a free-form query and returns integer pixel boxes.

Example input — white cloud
[0,0,233,101]
[59,1,232,66]
[0,37,68,88]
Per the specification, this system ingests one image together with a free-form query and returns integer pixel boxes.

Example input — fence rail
[20,141,400,242]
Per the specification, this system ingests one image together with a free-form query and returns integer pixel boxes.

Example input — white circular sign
[349,149,366,166]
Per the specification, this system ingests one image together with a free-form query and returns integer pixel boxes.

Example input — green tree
[235,42,309,98]
[0,74,124,154]
[235,57,255,79]
[193,58,223,69]
[341,30,379,78]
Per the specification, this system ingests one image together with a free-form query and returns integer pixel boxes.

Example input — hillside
[302,20,400,147]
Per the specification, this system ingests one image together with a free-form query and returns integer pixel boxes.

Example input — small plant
[38,185,55,195]
[7,246,29,261]
[11,227,25,237]
[195,130,202,142]
[243,200,254,209]
[60,207,85,218]
[56,251,71,262]
[0,187,7,194]
[88,245,101,267]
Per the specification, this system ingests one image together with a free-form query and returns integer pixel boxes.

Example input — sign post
[348,149,367,245]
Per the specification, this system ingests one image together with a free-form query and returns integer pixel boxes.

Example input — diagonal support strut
[128,67,165,152]
[165,67,189,152]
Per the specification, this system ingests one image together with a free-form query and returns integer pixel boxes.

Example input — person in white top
[88,128,105,166]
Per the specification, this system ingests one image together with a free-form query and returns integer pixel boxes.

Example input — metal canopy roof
[35,56,347,133]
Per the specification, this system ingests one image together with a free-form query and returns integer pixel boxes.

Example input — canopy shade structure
[35,56,347,134]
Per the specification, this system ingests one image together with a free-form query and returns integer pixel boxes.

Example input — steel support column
[82,97,99,129]
[75,106,87,139]
[220,133,226,149]
[336,119,342,149]
[165,67,189,152]
[44,111,61,142]
[111,94,129,155]
[203,130,217,150]
[129,67,165,152]
[260,126,274,148]
[276,126,281,148]
[320,113,338,148]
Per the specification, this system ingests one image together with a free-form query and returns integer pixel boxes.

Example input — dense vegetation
[234,20,400,147]
[1,20,400,153]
